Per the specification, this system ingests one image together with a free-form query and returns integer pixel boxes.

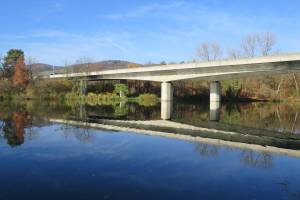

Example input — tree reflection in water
[195,143,273,169]
[278,178,300,199]
[239,150,273,169]
[195,143,219,157]
[60,124,96,143]
[1,112,28,147]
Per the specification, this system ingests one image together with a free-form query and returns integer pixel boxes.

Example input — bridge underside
[86,69,300,83]
[83,61,300,82]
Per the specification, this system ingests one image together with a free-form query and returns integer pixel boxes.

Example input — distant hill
[27,63,60,75]
[31,60,141,76]
[68,60,141,72]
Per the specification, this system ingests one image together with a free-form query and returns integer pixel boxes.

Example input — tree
[12,55,30,88]
[196,42,222,61]
[26,56,36,79]
[258,32,276,56]
[241,34,259,57]
[128,63,139,68]
[0,54,4,78]
[227,48,241,59]
[3,49,24,78]
[114,83,129,98]
[75,57,95,73]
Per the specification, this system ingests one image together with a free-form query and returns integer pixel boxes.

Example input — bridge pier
[161,82,173,120]
[210,81,221,121]
[210,101,221,121]
[161,82,173,101]
[161,100,173,120]
[210,81,221,102]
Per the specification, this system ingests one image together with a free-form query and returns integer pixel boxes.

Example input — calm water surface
[0,101,300,200]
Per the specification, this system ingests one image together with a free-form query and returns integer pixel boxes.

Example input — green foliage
[64,92,123,106]
[2,49,24,78]
[97,93,122,106]
[114,103,129,116]
[0,79,15,99]
[114,83,129,97]
[136,93,159,107]
[86,93,98,106]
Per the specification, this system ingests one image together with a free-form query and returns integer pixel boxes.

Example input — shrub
[114,84,129,97]
[86,93,98,106]
[137,93,159,107]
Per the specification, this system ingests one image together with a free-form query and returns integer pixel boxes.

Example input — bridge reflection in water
[2,99,300,160]
[162,100,220,121]
[48,100,300,160]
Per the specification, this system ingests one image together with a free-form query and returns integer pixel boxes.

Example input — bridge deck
[49,53,300,82]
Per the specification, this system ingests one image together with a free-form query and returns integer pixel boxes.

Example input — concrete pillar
[210,81,221,102]
[161,82,173,120]
[161,100,173,120]
[161,82,173,101]
[210,101,221,121]
[210,81,221,121]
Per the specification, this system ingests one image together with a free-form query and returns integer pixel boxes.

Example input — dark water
[0,101,300,200]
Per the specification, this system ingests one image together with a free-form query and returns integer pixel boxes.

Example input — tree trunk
[292,73,299,95]
[276,76,284,95]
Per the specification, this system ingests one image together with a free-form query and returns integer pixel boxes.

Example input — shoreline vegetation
[1,33,300,105]
[1,71,300,104]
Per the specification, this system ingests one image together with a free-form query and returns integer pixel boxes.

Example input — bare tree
[26,56,36,79]
[227,47,241,59]
[196,42,222,61]
[241,34,259,57]
[258,32,276,56]
[75,57,94,73]
[64,59,70,74]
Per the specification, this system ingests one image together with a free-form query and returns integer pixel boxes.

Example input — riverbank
[1,75,300,103]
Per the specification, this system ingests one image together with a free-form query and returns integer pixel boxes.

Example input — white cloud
[104,1,186,20]
[0,30,138,65]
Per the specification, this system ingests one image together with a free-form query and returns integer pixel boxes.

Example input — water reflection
[1,112,28,147]
[1,100,300,147]
[194,143,273,169]
[239,150,273,169]
[0,101,300,199]
[172,101,300,135]
[209,101,221,121]
[161,100,173,120]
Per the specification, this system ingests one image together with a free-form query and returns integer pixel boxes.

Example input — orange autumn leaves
[12,55,30,88]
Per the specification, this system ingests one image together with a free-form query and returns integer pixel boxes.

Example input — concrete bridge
[49,53,300,115]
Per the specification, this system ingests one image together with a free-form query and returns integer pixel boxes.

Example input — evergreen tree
[3,49,24,78]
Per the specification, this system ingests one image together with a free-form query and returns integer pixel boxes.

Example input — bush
[86,93,98,106]
[137,93,159,107]
[0,79,15,99]
[98,93,122,106]
[114,84,129,97]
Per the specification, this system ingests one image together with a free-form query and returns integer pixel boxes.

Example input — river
[0,100,299,199]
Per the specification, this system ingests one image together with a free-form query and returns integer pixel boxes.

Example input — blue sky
[0,0,300,65]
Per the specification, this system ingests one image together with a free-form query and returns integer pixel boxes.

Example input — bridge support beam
[210,81,221,102]
[210,101,221,121]
[161,82,173,120]
[210,81,221,121]
[161,82,173,101]
[161,100,173,120]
